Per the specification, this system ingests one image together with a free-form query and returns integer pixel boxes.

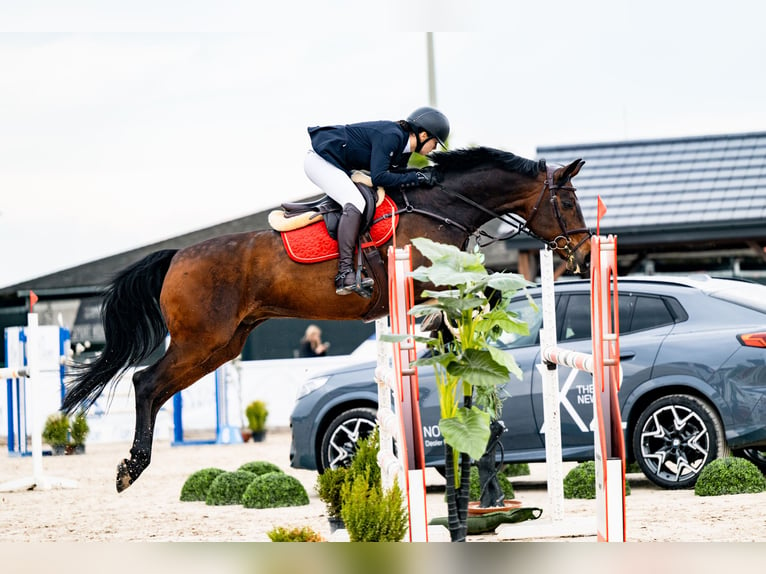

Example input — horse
[61,146,591,492]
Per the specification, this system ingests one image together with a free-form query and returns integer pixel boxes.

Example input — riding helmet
[407,106,450,147]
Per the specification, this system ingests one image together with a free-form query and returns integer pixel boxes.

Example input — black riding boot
[335,203,374,296]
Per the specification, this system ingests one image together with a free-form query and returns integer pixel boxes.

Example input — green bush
[469,466,515,501]
[340,469,409,542]
[70,412,89,446]
[205,470,258,505]
[563,461,631,499]
[347,427,381,488]
[237,461,282,476]
[694,457,766,497]
[267,526,324,542]
[42,413,70,448]
[502,463,530,477]
[245,401,268,432]
[180,467,226,502]
[241,472,309,509]
[316,466,349,519]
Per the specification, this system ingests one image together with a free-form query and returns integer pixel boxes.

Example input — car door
[529,291,673,458]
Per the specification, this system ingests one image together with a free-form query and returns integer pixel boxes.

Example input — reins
[371,166,591,265]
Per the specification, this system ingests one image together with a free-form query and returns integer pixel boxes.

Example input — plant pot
[250,430,267,442]
[328,516,345,533]
[51,445,67,456]
[73,444,86,455]
[240,429,252,442]
[467,499,522,516]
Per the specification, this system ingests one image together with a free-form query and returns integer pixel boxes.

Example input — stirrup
[335,270,373,297]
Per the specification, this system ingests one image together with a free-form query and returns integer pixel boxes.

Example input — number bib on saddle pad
[281,195,399,264]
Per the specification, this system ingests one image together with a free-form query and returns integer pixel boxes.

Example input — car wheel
[733,448,766,474]
[319,407,377,471]
[632,394,726,489]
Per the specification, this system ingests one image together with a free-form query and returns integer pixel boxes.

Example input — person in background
[304,106,450,296]
[299,324,331,357]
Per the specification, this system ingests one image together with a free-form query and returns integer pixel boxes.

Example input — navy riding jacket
[308,120,421,189]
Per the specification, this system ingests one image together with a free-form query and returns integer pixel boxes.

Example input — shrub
[347,427,380,488]
[502,462,530,477]
[180,467,226,502]
[245,401,268,432]
[316,466,349,519]
[237,461,282,476]
[42,413,70,448]
[267,526,324,542]
[469,466,515,501]
[70,412,89,446]
[563,461,631,499]
[241,472,309,509]
[205,470,258,505]
[340,469,408,542]
[694,457,766,497]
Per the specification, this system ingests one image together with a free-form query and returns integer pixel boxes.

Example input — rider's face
[418,132,439,155]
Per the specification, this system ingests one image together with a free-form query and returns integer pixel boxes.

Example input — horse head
[526,158,591,277]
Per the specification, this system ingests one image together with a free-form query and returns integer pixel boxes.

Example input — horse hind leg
[116,326,253,492]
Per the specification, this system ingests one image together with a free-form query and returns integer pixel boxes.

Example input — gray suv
[289,275,766,489]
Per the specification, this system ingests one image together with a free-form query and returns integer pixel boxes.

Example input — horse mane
[430,146,545,178]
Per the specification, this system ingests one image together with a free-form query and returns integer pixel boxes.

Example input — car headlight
[296,375,330,400]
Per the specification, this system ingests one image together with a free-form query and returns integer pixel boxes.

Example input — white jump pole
[0,313,78,492]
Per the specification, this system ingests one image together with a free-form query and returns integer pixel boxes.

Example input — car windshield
[707,281,766,314]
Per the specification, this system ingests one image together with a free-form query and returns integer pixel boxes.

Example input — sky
[1,0,765,287]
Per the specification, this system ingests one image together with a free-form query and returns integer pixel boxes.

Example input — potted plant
[69,411,89,454]
[404,237,531,541]
[245,400,268,442]
[42,413,70,455]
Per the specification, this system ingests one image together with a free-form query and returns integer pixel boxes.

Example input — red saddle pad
[282,195,399,263]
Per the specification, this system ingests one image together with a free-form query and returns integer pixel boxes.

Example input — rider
[305,106,450,295]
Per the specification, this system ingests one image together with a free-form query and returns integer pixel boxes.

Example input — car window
[630,296,675,331]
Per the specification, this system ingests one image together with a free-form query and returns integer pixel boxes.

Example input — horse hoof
[116,460,133,493]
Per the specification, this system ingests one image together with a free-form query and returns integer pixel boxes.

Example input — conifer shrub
[237,461,283,476]
[340,468,409,542]
[469,466,515,501]
[316,466,349,519]
[180,467,226,502]
[205,470,258,505]
[694,457,766,496]
[563,461,631,499]
[267,526,324,542]
[241,471,310,509]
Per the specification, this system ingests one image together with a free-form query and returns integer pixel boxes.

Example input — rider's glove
[416,169,437,187]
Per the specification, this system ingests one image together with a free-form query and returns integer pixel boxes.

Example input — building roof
[505,130,766,250]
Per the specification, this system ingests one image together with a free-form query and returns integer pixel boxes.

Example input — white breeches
[304,150,365,212]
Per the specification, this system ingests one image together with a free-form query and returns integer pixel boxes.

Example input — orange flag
[597,196,607,236]
[29,290,38,312]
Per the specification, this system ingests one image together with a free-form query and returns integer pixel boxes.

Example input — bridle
[373,165,591,272]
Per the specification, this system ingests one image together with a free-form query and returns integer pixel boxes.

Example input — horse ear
[557,158,585,182]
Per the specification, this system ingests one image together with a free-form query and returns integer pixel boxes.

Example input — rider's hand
[416,169,438,187]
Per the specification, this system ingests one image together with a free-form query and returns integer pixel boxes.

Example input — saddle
[268,171,385,236]
[270,172,398,315]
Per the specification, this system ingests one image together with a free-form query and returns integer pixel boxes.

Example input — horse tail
[62,249,178,415]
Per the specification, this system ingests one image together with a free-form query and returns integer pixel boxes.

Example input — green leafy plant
[316,466,349,519]
[241,471,310,509]
[42,413,70,448]
[245,400,268,433]
[205,470,258,506]
[267,526,324,542]
[563,461,631,499]
[179,467,226,502]
[237,461,282,476]
[70,412,89,446]
[399,237,532,541]
[694,457,766,496]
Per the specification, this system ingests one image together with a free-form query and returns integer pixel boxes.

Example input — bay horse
[62,146,591,492]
